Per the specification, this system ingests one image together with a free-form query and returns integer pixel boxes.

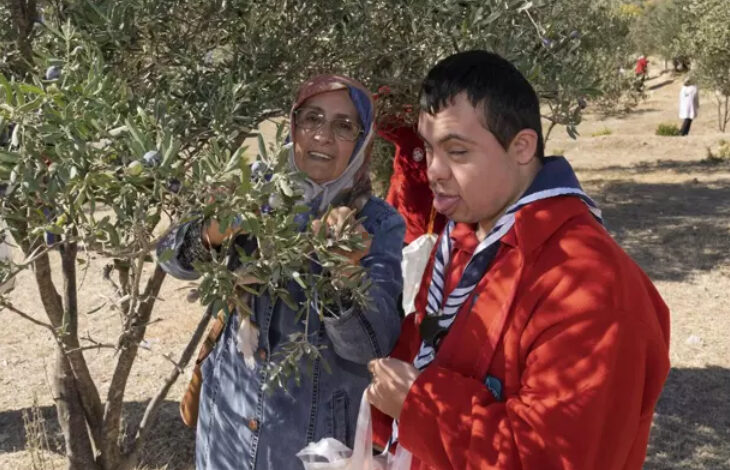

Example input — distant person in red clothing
[375,87,447,244]
[635,55,648,90]
[366,50,670,470]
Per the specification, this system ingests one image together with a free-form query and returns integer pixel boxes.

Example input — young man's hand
[366,358,420,420]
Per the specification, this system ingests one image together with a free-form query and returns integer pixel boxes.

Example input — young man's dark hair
[419,50,545,160]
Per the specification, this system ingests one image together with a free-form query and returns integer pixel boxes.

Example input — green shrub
[591,128,612,137]
[705,140,730,162]
[656,123,681,136]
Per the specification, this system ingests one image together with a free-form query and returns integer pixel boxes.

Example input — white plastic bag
[297,394,412,470]
[401,233,437,315]
[296,438,353,470]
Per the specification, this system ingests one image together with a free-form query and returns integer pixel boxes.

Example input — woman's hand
[311,206,371,265]
[201,184,246,248]
[202,218,244,248]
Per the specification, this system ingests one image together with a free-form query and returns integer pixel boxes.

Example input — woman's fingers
[311,218,323,235]
[326,206,357,237]
[310,206,371,265]
[312,206,356,237]
[236,274,262,285]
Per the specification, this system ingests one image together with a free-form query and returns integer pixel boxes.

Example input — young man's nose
[427,151,451,183]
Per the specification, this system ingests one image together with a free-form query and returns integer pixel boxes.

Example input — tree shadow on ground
[0,399,195,469]
[582,172,730,281]
[579,158,730,176]
[647,79,675,91]
[648,69,676,81]
[646,366,730,470]
[1,369,728,469]
[597,107,663,121]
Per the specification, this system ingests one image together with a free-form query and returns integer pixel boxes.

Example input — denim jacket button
[247,418,259,432]
[256,348,267,361]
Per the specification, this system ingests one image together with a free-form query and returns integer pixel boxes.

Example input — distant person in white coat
[679,76,699,136]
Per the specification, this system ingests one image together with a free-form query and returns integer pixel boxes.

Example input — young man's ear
[508,129,539,165]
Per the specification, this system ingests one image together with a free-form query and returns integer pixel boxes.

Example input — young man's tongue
[433,193,460,216]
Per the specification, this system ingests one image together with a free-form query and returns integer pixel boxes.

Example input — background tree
[628,0,691,71]
[679,0,730,132]
[1,1,639,468]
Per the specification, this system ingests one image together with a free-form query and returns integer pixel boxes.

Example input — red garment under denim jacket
[378,121,447,244]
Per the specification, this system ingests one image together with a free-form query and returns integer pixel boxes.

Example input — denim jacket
[157,196,405,469]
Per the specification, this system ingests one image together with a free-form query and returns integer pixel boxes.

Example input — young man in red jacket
[366,50,670,470]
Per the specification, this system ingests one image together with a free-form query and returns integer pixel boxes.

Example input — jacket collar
[502,156,599,253]
[507,196,595,254]
[449,156,598,255]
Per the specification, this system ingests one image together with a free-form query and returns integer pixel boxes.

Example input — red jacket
[373,197,670,470]
[378,122,446,244]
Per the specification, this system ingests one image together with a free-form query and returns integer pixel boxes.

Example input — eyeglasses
[294,107,362,142]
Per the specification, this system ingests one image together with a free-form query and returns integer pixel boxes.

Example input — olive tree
[629,0,691,71]
[1,1,638,469]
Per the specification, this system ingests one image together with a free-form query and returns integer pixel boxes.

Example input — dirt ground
[1,59,729,469]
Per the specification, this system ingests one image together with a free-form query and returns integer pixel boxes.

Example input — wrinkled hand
[366,358,420,420]
[202,184,247,248]
[311,206,371,265]
[203,217,246,248]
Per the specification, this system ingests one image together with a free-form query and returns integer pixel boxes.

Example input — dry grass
[590,127,613,137]
[1,57,729,469]
[21,394,58,470]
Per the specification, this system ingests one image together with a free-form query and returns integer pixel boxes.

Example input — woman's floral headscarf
[288,74,374,213]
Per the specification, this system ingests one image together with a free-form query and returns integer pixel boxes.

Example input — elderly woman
[158,75,404,469]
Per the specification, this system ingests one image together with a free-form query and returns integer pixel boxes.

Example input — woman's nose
[312,123,335,144]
